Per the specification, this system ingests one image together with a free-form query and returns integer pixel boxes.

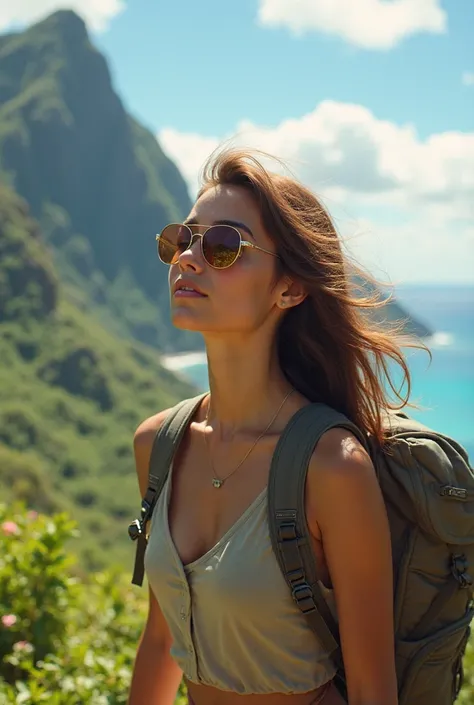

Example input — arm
[307,429,398,705]
[128,412,183,705]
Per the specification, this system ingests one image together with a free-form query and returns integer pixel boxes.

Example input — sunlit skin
[170,185,301,342]
[169,184,307,441]
[129,183,397,705]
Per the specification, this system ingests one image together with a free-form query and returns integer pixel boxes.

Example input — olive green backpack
[128,393,474,705]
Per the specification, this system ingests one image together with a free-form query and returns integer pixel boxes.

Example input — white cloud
[158,100,474,283]
[342,216,474,285]
[0,0,125,33]
[462,72,474,87]
[158,130,220,198]
[159,101,474,214]
[257,0,446,49]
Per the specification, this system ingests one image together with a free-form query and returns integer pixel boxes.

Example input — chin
[171,310,208,332]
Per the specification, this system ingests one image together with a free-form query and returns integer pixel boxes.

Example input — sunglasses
[156,223,279,269]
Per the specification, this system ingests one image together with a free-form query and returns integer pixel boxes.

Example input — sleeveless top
[144,465,337,695]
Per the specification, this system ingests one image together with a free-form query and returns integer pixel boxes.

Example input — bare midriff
[185,678,346,705]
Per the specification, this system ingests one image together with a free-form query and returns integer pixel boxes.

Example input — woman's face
[168,184,286,336]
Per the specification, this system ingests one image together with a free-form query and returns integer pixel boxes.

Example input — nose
[177,233,204,273]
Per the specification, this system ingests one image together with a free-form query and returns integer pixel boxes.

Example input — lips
[173,279,207,297]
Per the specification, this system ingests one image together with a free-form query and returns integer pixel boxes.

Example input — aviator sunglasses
[156,223,280,269]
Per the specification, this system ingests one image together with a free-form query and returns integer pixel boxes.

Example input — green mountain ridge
[0,9,201,352]
[0,183,195,569]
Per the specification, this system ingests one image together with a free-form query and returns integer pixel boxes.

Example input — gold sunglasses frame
[156,223,280,269]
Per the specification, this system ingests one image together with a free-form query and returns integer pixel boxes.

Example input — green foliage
[459,638,474,704]
[0,185,57,323]
[0,184,196,570]
[0,301,195,569]
[0,504,188,704]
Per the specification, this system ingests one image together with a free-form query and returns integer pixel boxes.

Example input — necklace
[203,388,295,489]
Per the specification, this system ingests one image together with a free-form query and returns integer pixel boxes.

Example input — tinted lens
[202,225,241,268]
[158,224,191,264]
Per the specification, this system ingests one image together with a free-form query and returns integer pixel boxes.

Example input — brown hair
[198,148,429,445]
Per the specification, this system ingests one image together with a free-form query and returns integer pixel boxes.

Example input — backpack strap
[129,393,207,586]
[268,402,369,672]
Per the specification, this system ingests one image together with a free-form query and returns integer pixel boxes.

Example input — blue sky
[2,1,473,283]
[94,0,474,139]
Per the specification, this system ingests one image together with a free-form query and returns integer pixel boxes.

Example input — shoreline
[161,331,452,366]
[160,350,207,371]
[159,330,456,381]
[160,331,452,372]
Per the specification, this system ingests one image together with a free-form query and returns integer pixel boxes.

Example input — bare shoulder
[309,426,374,486]
[134,408,172,450]
[133,407,173,498]
[306,426,377,536]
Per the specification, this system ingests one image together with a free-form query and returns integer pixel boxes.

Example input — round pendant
[212,478,223,489]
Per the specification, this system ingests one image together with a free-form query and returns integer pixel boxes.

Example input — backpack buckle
[128,518,143,541]
[128,490,157,542]
[292,583,317,613]
[140,490,155,522]
[279,520,297,541]
[451,554,473,589]
[287,567,305,584]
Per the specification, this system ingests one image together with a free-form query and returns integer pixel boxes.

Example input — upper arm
[133,409,174,642]
[133,408,171,498]
[307,429,398,705]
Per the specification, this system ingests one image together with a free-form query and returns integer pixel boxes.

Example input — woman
[128,149,406,705]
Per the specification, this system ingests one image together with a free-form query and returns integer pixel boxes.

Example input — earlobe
[279,290,307,310]
[279,278,307,310]
[279,296,305,310]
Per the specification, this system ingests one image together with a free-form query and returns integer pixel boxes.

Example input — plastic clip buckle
[128,519,143,542]
[292,583,317,613]
[451,554,473,589]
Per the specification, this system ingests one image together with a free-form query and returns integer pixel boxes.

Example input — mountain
[352,275,432,339]
[0,9,201,352]
[0,183,195,569]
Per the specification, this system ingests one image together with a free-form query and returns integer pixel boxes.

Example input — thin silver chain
[203,389,295,489]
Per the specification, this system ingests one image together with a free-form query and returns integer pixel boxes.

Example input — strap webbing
[148,393,207,494]
[409,549,473,640]
[130,393,207,586]
[268,402,369,674]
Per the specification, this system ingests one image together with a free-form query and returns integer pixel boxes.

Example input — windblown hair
[198,148,429,445]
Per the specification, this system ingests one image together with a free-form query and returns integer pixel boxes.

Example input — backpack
[128,393,474,705]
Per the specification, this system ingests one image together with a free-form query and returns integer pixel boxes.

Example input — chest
[165,432,332,588]
[167,434,269,566]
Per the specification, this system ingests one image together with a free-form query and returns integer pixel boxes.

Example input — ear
[277,278,307,311]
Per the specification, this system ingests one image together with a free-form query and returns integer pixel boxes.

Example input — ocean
[167,285,474,460]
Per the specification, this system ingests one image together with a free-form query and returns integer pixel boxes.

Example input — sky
[2,0,474,284]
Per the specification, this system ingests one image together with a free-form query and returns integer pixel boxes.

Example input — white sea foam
[427,332,455,348]
[160,351,207,371]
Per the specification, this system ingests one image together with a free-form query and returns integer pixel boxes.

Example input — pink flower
[1,521,19,536]
[1,614,17,628]
[27,511,38,520]
[13,641,33,653]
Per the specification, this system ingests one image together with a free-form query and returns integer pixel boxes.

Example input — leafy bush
[1,504,472,704]
[0,504,187,704]
[459,637,474,705]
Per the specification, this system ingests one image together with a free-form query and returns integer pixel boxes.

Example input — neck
[203,333,294,440]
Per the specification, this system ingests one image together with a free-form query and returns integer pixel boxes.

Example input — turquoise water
[177,285,474,460]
